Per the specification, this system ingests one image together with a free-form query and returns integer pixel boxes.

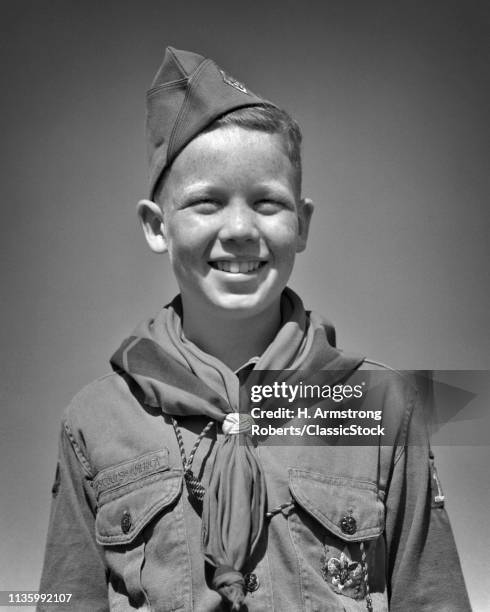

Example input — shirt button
[244,572,259,592]
[121,510,132,534]
[340,515,357,535]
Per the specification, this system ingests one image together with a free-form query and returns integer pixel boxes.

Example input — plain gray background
[1,1,489,609]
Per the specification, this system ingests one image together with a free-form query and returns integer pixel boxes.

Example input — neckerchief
[110,288,364,609]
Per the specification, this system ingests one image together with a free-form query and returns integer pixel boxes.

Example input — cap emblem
[220,69,250,94]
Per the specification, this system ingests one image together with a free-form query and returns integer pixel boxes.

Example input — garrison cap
[146,46,272,199]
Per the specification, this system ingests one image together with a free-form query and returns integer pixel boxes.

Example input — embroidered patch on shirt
[321,550,365,600]
[93,448,170,496]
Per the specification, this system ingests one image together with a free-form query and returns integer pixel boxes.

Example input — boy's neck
[181,303,282,372]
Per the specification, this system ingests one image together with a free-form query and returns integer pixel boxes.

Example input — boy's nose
[218,202,260,243]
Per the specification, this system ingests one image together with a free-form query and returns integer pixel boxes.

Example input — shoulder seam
[363,359,420,394]
[67,371,124,406]
[91,371,119,383]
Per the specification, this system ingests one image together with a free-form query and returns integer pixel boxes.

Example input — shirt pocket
[288,468,386,610]
[94,450,189,611]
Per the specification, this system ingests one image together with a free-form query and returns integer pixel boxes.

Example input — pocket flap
[95,469,183,546]
[289,468,384,541]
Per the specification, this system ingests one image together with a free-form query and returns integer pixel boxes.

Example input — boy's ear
[296,197,314,253]
[136,199,168,254]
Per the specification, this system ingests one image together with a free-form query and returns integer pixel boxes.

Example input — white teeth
[217,261,231,272]
[213,261,263,274]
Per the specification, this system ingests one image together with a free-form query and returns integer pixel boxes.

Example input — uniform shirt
[39,360,471,611]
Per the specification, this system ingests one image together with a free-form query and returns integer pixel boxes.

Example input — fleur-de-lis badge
[321,551,365,599]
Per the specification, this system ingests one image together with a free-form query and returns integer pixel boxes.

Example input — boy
[40,47,470,611]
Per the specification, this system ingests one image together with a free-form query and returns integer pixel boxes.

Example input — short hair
[154,105,302,203]
[207,105,302,173]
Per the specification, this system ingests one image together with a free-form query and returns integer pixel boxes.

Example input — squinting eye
[255,200,287,214]
[188,200,221,214]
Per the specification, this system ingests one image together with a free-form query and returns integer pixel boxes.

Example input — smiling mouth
[209,260,267,274]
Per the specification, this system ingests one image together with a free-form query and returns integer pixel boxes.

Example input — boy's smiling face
[138,126,313,324]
